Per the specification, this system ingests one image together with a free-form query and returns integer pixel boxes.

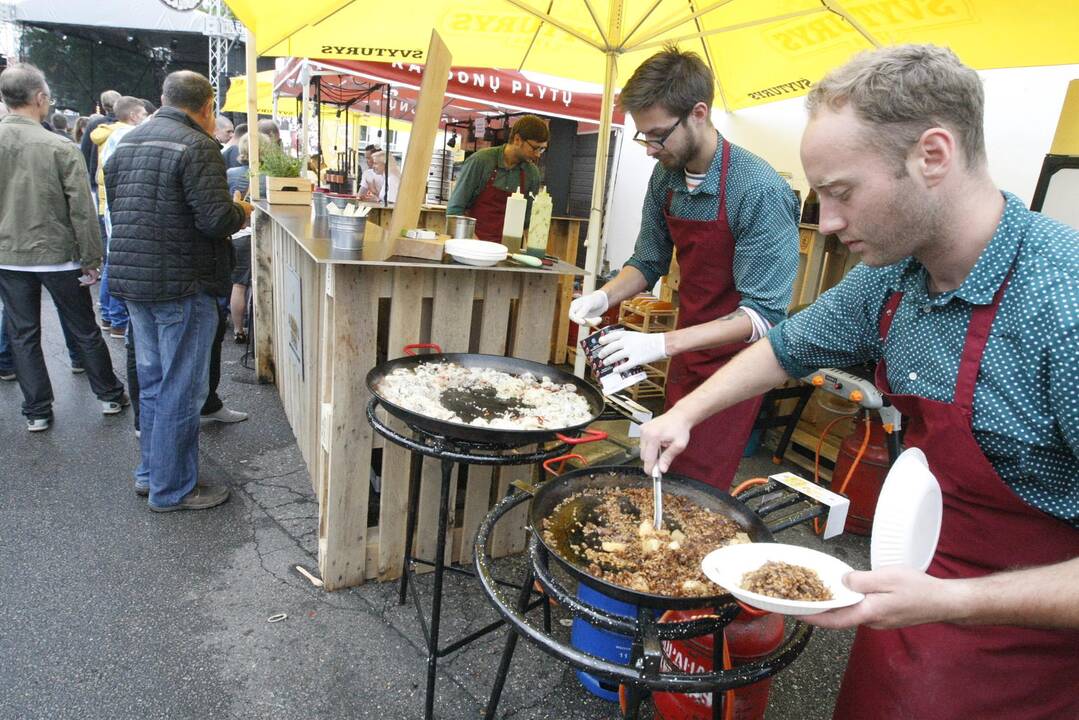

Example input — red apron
[469,165,527,242]
[834,278,1079,720]
[663,138,762,491]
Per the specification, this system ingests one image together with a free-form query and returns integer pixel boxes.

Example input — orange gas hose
[722,632,735,720]
[814,414,871,534]
[731,477,770,497]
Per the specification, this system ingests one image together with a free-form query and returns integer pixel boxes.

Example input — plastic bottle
[501,190,527,252]
[525,186,552,257]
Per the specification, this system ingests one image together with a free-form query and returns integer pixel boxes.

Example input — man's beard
[660,133,698,172]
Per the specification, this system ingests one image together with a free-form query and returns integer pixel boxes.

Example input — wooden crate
[791,224,858,309]
[369,206,584,365]
[618,296,679,333]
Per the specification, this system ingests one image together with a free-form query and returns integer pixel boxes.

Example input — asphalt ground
[0,293,867,719]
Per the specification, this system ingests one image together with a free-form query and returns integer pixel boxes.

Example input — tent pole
[301,60,312,172]
[574,3,622,378]
[245,35,260,201]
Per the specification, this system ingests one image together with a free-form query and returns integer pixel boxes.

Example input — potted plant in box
[260,147,313,205]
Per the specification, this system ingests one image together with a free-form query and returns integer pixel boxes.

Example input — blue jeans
[0,308,12,373]
[128,293,217,507]
[97,220,128,330]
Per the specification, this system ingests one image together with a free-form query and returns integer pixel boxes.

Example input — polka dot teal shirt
[624,132,800,326]
[769,192,1079,526]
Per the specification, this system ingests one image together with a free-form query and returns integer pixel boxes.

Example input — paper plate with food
[701,542,864,616]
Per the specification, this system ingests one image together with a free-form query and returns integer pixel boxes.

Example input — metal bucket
[312,192,330,235]
[328,214,365,251]
[445,215,477,239]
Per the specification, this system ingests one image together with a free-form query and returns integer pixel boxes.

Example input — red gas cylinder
[833,415,892,535]
[653,608,784,720]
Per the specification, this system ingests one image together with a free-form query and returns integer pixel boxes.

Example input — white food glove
[568,290,609,326]
[597,330,667,368]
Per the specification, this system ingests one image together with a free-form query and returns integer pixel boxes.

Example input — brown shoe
[148,484,230,512]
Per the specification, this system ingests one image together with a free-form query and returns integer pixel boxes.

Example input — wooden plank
[547,218,581,364]
[377,267,427,580]
[492,273,559,556]
[457,271,516,564]
[319,264,378,590]
[415,269,477,568]
[252,209,276,383]
[378,32,453,258]
[796,228,828,307]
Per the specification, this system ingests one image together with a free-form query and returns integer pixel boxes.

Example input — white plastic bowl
[701,542,864,616]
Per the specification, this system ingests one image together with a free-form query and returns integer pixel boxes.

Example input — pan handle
[542,453,586,477]
[555,428,608,445]
[403,343,443,356]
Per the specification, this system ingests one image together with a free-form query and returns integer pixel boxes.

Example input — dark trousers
[127,298,226,429]
[0,268,124,419]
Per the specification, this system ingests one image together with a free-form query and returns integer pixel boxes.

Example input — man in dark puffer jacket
[106,70,252,513]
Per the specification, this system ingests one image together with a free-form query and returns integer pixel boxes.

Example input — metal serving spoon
[651,465,664,531]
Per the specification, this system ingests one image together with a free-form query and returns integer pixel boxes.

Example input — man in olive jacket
[0,63,127,432]
[105,70,252,513]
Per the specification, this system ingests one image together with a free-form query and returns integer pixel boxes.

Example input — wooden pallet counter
[252,202,584,591]
[367,206,585,365]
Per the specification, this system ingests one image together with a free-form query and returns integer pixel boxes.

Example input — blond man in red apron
[569,47,799,491]
[640,45,1079,718]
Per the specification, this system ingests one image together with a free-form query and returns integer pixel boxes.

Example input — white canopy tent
[10,0,218,34]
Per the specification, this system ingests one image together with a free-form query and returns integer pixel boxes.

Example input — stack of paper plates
[445,239,507,267]
[870,447,942,571]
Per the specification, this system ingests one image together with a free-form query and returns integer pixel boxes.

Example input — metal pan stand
[366,398,607,720]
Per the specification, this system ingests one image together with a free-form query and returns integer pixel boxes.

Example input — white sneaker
[27,417,51,432]
[102,392,131,415]
[201,407,248,423]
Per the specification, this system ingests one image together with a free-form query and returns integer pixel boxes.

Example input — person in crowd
[73,115,89,144]
[226,132,268,342]
[639,45,1079,718]
[213,113,234,145]
[49,111,70,139]
[257,118,281,148]
[570,46,799,490]
[0,63,128,432]
[79,89,119,185]
[139,98,156,116]
[358,150,400,204]
[363,143,379,170]
[446,114,547,242]
[93,96,148,340]
[106,70,251,512]
[221,122,246,169]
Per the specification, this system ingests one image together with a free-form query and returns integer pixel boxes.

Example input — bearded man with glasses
[568,45,799,491]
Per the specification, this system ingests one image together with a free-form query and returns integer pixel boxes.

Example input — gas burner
[473,482,819,720]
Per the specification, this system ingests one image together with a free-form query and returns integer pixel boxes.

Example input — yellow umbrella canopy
[223,71,295,116]
[227,0,1079,111]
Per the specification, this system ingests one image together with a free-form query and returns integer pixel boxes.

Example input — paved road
[0,296,865,719]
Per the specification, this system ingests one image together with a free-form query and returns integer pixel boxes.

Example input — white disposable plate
[448,253,502,267]
[701,542,864,616]
[444,239,507,258]
[870,447,942,572]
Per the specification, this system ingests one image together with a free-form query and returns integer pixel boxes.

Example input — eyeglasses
[524,139,547,155]
[633,116,684,150]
